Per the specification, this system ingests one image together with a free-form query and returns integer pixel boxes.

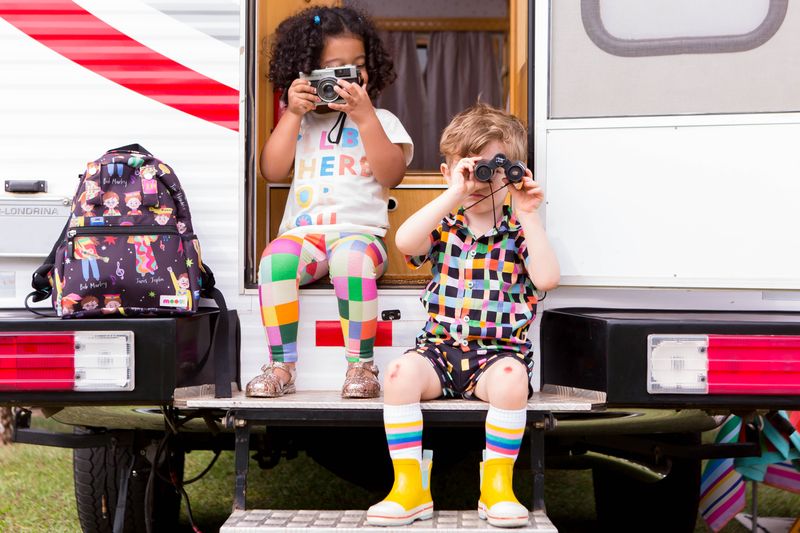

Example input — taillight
[0,331,134,392]
[648,334,800,395]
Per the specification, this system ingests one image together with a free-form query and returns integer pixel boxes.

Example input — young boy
[366,103,560,527]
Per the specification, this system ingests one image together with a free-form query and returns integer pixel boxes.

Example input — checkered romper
[406,205,537,398]
[409,204,539,350]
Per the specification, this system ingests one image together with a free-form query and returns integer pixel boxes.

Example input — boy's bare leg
[367,352,440,526]
[473,358,529,408]
[383,353,442,404]
[473,357,530,527]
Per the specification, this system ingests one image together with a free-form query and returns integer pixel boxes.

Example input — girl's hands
[328,79,375,124]
[507,169,544,214]
[286,78,318,116]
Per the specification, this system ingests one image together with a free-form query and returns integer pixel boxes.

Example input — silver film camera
[474,153,527,183]
[299,65,362,106]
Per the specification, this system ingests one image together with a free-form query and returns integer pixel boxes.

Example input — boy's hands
[447,157,484,200]
[506,169,544,214]
[286,78,318,116]
[329,79,375,124]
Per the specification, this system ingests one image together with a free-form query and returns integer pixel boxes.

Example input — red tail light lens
[0,331,134,392]
[648,334,800,395]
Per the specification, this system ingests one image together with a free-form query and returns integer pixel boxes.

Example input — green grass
[0,417,798,532]
[0,443,79,532]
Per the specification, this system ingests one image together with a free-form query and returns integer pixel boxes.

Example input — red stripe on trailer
[316,321,393,347]
[0,0,239,131]
[707,335,800,395]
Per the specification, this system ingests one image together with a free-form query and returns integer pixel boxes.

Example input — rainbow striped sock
[485,406,526,461]
[384,403,423,463]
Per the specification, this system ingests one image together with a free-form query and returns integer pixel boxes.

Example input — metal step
[175,388,603,412]
[220,510,558,532]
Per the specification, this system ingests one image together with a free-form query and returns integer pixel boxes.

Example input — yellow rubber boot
[478,455,530,527]
[366,450,433,526]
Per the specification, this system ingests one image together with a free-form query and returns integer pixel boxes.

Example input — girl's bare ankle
[275,363,295,384]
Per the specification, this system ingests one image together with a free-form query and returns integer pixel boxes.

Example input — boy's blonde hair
[439,103,527,165]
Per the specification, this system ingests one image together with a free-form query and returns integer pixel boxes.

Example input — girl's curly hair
[268,6,395,102]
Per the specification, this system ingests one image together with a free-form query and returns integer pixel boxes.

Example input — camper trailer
[1,0,799,531]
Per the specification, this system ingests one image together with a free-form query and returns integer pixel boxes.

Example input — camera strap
[327,111,347,145]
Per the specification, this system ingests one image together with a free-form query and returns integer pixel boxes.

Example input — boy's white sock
[485,405,527,461]
[384,403,423,463]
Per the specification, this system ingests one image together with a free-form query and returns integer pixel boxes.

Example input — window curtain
[424,32,503,168]
[376,31,428,170]
[377,31,503,170]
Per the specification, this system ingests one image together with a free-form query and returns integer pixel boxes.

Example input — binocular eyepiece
[474,153,526,183]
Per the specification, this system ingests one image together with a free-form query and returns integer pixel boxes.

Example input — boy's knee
[383,358,419,389]
[491,360,529,392]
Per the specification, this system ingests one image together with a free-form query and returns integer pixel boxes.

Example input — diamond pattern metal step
[220,509,557,532]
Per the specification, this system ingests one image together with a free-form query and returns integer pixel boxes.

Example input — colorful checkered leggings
[258,232,388,364]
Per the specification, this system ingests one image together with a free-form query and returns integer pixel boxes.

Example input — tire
[73,429,184,533]
[592,436,701,533]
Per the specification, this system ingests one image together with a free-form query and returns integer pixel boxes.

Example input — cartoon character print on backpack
[49,144,207,317]
[73,236,109,281]
[102,294,124,315]
[102,191,121,216]
[125,192,142,216]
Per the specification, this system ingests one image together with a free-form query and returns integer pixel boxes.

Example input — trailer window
[582,0,784,56]
[550,0,798,118]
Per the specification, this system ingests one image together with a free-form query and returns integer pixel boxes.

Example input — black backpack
[27,143,233,396]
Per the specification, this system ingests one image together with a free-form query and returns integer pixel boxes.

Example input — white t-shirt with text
[278,108,414,237]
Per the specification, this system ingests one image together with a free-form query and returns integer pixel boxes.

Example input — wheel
[73,429,184,533]
[592,435,701,533]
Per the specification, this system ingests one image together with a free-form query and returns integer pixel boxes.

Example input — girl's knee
[259,238,302,282]
[262,235,302,258]
[330,237,385,275]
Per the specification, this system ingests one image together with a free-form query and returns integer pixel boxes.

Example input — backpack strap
[110,143,153,156]
[200,264,234,398]
[25,216,71,315]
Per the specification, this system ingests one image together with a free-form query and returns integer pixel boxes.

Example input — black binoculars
[474,153,526,183]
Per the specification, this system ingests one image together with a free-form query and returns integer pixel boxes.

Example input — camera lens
[505,162,525,183]
[317,78,338,102]
[474,162,494,182]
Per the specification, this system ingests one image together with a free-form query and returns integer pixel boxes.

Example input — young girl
[247,6,413,399]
